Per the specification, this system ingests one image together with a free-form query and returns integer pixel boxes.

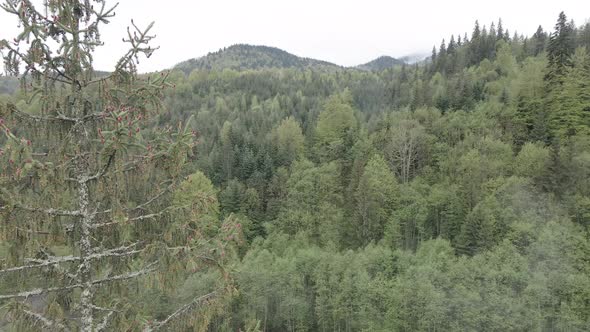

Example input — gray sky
[1,0,589,72]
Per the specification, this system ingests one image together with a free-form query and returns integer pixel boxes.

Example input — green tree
[313,91,358,163]
[271,116,305,167]
[532,25,548,56]
[513,57,547,143]
[353,154,399,246]
[545,11,576,84]
[219,179,245,216]
[274,160,344,245]
[469,20,483,65]
[514,142,550,183]
[550,48,590,138]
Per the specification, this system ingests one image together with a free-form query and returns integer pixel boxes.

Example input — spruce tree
[469,21,482,65]
[0,0,235,330]
[545,12,575,83]
[437,39,447,74]
[532,25,547,56]
[551,48,590,138]
[447,35,457,54]
[497,18,504,41]
[430,46,437,75]
[579,23,590,50]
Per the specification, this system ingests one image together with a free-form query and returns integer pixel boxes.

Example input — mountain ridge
[174,44,415,73]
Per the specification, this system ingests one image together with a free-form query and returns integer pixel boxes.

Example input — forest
[0,1,590,331]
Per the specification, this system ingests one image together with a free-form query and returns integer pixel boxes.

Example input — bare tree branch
[91,303,120,332]
[129,181,175,212]
[13,204,83,217]
[143,290,218,332]
[96,309,116,332]
[0,262,157,300]
[0,284,80,300]
[21,308,70,331]
[91,207,180,229]
[0,243,143,275]
[91,262,157,286]
[5,103,105,124]
[82,151,116,183]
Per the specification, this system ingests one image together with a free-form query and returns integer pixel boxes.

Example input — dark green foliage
[550,48,590,138]
[532,25,548,56]
[545,12,576,83]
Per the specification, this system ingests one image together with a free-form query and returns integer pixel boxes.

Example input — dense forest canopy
[1,2,590,331]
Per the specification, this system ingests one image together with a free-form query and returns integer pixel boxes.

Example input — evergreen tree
[430,46,438,75]
[437,39,447,73]
[469,21,482,65]
[489,22,497,45]
[447,35,457,54]
[532,25,548,56]
[545,12,576,83]
[0,1,232,330]
[551,48,590,138]
[579,23,590,50]
[497,18,505,41]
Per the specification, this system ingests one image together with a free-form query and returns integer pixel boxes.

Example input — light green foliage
[271,116,305,167]
[174,171,219,211]
[172,171,220,238]
[313,91,358,162]
[385,180,429,250]
[514,142,550,179]
[495,40,518,77]
[353,154,398,246]
[273,159,344,245]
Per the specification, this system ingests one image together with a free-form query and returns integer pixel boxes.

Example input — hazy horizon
[1,0,589,73]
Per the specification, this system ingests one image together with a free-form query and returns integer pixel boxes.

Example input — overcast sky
[1,0,589,72]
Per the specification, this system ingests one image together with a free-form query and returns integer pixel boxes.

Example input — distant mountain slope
[0,76,19,95]
[0,72,112,96]
[175,44,341,73]
[357,56,405,71]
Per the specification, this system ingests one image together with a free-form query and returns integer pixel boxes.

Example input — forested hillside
[357,56,405,71]
[175,45,341,74]
[0,76,18,96]
[1,1,590,330]
[163,13,590,331]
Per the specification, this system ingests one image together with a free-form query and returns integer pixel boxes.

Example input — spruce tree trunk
[78,178,94,331]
